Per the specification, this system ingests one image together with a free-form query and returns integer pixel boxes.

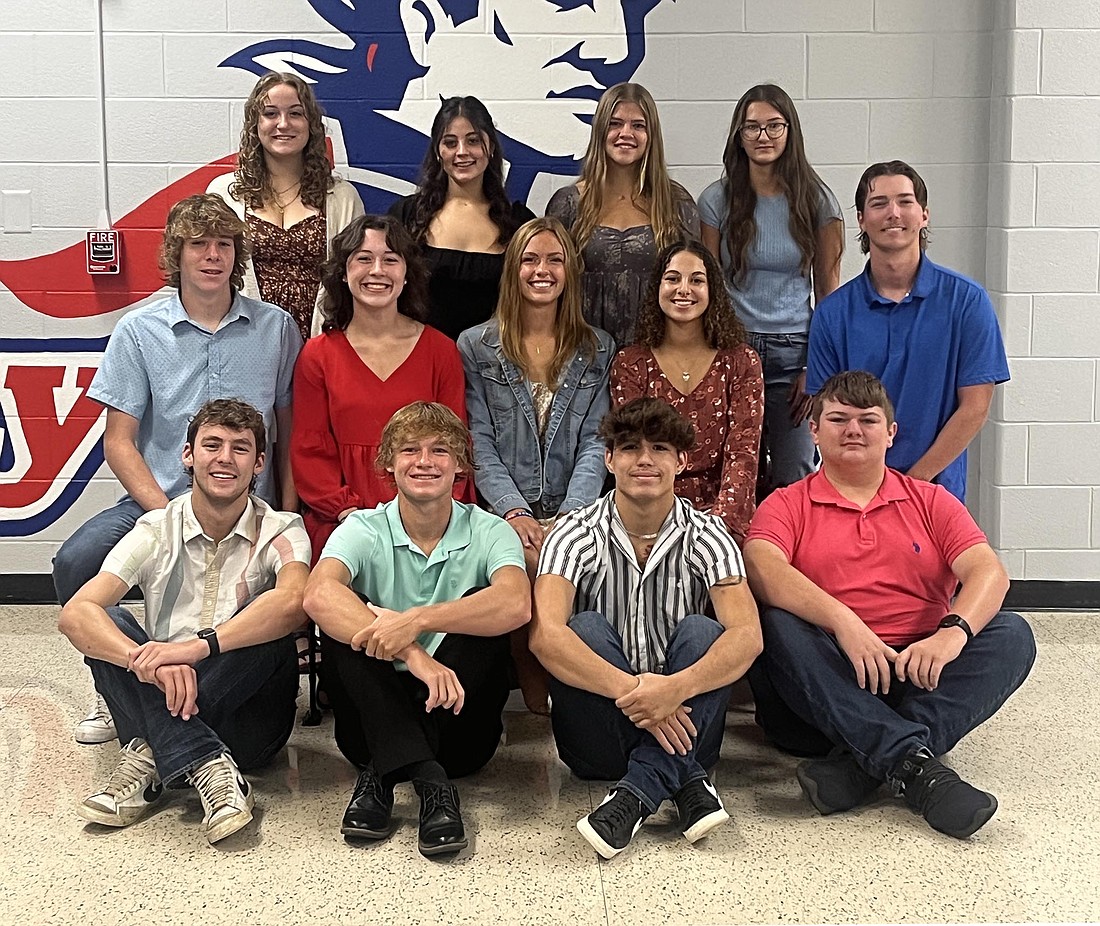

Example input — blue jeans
[549,612,732,813]
[86,607,299,785]
[53,498,146,605]
[751,608,1036,780]
[747,333,816,491]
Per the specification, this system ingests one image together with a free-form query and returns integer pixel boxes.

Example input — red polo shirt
[747,468,987,646]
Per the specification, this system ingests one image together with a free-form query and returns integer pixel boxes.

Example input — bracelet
[504,509,535,521]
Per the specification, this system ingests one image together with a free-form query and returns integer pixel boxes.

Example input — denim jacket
[457,320,614,517]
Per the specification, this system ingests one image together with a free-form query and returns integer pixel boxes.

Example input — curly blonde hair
[159,194,251,290]
[230,72,334,211]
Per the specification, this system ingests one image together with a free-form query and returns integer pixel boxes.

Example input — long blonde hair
[496,217,595,385]
[572,83,682,251]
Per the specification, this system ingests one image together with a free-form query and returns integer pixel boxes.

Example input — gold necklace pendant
[681,370,691,382]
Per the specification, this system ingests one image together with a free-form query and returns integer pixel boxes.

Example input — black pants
[321,631,511,780]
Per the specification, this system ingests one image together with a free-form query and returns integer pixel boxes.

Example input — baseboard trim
[0,575,141,605]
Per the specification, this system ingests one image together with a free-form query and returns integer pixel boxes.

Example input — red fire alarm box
[87,230,121,274]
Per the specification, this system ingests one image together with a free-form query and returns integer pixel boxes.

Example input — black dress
[389,196,535,341]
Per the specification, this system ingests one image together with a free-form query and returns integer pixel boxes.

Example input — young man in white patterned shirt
[59,399,310,845]
[532,398,762,860]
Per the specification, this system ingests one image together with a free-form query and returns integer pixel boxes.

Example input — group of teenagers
[53,72,1036,860]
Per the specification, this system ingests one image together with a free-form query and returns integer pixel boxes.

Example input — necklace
[624,528,660,541]
[271,181,302,215]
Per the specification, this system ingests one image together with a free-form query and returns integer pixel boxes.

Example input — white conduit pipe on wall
[94,0,112,229]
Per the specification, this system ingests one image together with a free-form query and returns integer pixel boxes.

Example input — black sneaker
[413,780,467,857]
[796,747,883,815]
[577,789,649,859]
[341,765,395,840]
[890,748,998,839]
[673,776,729,843]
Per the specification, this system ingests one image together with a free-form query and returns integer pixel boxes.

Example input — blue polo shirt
[88,290,302,507]
[806,256,1009,501]
[321,499,524,662]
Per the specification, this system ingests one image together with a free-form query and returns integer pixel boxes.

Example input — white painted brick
[0,542,64,574]
[0,100,100,162]
[106,165,172,221]
[998,549,1025,578]
[661,103,742,168]
[102,1,227,32]
[484,100,591,162]
[933,32,992,98]
[815,164,863,217]
[0,228,97,261]
[644,34,804,100]
[982,421,1029,485]
[104,34,165,98]
[798,101,871,165]
[227,1,335,31]
[1024,550,1100,581]
[869,99,989,163]
[991,29,1035,98]
[990,292,1032,357]
[987,96,1011,163]
[1041,31,1100,95]
[1016,0,1100,29]
[1028,424,1100,485]
[105,100,233,163]
[1003,229,1100,294]
[987,162,1035,228]
[639,0,745,33]
[984,229,1008,293]
[1032,295,1100,358]
[1010,98,1100,163]
[0,33,98,98]
[917,164,988,227]
[875,0,992,33]
[809,34,934,99]
[1094,489,1100,548]
[0,2,95,31]
[993,486,1091,549]
[1035,164,1100,228]
[672,167,720,201]
[746,0,871,31]
[924,226,986,285]
[998,359,1094,423]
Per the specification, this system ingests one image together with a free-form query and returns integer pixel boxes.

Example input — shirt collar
[181,493,258,543]
[168,289,248,330]
[807,467,909,511]
[607,491,683,556]
[384,498,470,560]
[861,253,934,309]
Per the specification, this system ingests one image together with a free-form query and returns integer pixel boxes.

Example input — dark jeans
[53,498,145,605]
[87,607,299,785]
[749,607,1036,780]
[321,630,511,780]
[747,332,816,493]
[549,611,731,814]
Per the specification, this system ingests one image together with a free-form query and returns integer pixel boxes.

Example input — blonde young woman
[458,216,614,712]
[546,82,699,349]
[208,72,364,341]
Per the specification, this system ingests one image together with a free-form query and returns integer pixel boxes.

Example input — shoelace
[87,693,111,723]
[597,792,643,829]
[421,785,459,819]
[103,748,154,798]
[191,759,242,813]
[900,758,962,812]
[359,769,390,804]
[677,783,716,818]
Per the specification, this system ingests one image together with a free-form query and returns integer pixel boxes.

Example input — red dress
[291,325,471,560]
[611,344,764,544]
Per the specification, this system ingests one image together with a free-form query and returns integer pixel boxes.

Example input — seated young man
[531,398,762,860]
[745,371,1035,839]
[58,399,309,844]
[303,402,530,858]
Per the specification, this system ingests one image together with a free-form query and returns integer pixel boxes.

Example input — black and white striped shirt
[537,493,745,673]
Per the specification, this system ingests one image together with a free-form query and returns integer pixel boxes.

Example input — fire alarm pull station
[87,230,121,274]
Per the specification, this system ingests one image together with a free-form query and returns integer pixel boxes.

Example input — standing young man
[304,402,529,858]
[59,399,309,844]
[807,160,1009,502]
[55,194,302,744]
[532,398,762,860]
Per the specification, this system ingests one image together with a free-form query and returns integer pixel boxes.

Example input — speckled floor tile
[2,605,1099,924]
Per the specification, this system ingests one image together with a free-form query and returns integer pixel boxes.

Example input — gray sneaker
[188,753,254,844]
[75,692,117,745]
[77,738,162,826]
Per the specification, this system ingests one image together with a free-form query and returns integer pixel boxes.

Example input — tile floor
[2,605,1097,926]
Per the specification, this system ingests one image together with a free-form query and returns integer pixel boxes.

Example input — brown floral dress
[248,213,326,342]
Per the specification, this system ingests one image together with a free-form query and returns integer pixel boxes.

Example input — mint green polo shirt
[321,499,524,661]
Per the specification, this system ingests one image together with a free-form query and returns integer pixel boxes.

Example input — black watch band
[197,627,220,657]
[938,613,973,643]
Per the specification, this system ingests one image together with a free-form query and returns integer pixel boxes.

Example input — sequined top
[528,380,556,522]
[248,213,327,342]
[611,344,764,543]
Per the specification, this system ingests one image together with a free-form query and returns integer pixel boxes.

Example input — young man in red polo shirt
[744,371,1034,839]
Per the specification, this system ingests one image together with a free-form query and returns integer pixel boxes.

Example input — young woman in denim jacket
[458,216,614,712]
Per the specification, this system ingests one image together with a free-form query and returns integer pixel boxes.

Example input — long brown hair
[230,72,334,211]
[572,83,683,252]
[495,217,595,385]
[720,84,837,283]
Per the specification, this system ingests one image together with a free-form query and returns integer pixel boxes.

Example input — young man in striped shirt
[59,399,309,845]
[531,398,762,860]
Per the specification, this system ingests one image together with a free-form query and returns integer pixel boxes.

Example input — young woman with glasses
[698,84,843,497]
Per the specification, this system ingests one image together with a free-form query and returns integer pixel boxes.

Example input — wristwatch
[938,613,973,643]
[197,627,220,657]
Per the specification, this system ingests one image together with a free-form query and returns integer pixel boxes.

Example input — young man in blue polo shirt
[54,194,302,744]
[303,402,530,858]
[806,160,1009,502]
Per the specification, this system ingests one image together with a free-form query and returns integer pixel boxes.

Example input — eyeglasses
[740,121,788,141]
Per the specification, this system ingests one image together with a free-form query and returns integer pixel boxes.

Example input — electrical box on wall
[86,230,120,274]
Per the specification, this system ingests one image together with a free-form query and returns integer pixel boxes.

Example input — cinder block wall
[1,0,1097,583]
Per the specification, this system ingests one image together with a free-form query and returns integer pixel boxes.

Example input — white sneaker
[75,692,117,745]
[77,738,163,827]
[188,753,254,844]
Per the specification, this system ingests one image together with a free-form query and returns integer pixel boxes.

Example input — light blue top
[457,320,614,518]
[321,498,525,661]
[87,290,302,507]
[697,179,842,334]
